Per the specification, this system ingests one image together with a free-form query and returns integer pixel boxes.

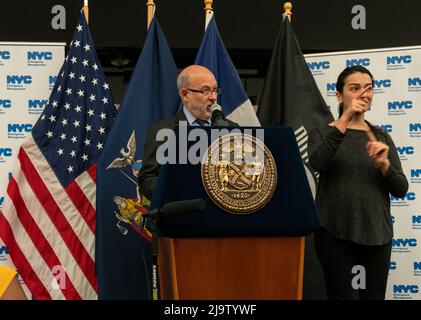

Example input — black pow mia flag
[257,15,334,300]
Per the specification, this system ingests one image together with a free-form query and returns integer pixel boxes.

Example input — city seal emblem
[201,133,277,214]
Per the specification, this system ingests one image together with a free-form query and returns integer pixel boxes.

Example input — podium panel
[158,237,305,300]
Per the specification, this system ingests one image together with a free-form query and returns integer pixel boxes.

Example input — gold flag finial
[83,0,89,23]
[146,0,155,30]
[204,0,214,29]
[284,2,292,21]
[204,0,213,12]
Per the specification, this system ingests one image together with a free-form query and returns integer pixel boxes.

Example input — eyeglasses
[185,87,222,96]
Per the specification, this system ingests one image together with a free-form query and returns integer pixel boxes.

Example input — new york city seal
[201,133,277,214]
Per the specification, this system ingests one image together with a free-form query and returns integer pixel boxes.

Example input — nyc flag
[0,11,116,299]
[96,17,180,299]
[195,16,260,126]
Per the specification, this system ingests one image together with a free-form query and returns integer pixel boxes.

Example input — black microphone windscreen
[162,199,206,218]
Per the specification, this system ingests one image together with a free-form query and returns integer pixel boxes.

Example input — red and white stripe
[0,135,98,299]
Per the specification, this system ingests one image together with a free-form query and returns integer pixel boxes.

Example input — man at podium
[138,65,237,200]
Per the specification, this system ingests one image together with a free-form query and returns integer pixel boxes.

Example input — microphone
[211,103,231,127]
[142,198,206,219]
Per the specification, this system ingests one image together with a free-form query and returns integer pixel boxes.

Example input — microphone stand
[151,216,160,301]
[140,199,205,300]
[141,210,160,301]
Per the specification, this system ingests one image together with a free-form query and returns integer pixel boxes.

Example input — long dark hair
[336,66,374,117]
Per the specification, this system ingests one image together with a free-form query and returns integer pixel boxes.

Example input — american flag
[0,11,116,300]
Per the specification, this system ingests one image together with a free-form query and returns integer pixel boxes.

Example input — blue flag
[95,17,180,299]
[194,16,260,126]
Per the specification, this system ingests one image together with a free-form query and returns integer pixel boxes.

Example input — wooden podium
[158,236,305,300]
[151,127,319,300]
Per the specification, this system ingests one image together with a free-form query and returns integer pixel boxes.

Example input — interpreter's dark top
[308,124,408,246]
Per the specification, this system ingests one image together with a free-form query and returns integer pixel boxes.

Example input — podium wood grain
[158,236,305,300]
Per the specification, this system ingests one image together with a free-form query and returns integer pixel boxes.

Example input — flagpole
[147,0,155,30]
[83,0,89,23]
[283,2,292,21]
[146,0,158,301]
[204,0,213,29]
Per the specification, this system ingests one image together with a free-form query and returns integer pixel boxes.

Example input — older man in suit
[138,65,237,200]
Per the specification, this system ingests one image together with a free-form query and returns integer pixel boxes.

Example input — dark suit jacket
[138,111,238,200]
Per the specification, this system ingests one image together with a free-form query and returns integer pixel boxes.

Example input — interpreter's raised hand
[341,99,369,122]
[366,130,390,176]
[333,99,370,133]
